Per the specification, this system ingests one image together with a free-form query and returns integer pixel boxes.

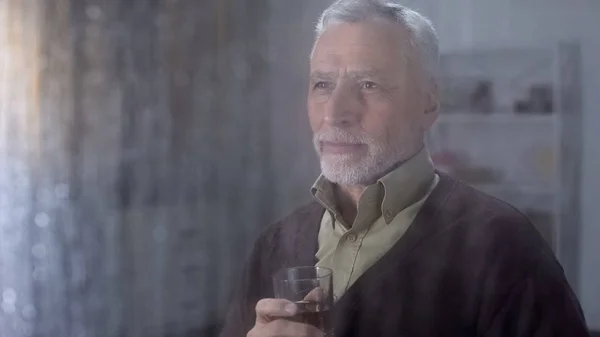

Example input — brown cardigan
[220,174,589,337]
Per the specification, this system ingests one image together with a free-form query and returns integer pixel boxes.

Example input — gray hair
[314,0,439,89]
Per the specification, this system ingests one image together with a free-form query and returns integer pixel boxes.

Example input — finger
[266,319,324,337]
[255,298,298,324]
[303,287,325,302]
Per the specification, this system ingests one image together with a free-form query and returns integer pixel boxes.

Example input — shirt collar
[378,146,435,223]
[310,146,435,226]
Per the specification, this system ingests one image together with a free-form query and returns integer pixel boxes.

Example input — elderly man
[220,1,590,336]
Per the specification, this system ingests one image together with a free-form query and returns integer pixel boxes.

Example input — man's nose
[323,87,360,127]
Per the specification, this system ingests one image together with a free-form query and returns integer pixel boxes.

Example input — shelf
[436,113,557,125]
[433,43,581,258]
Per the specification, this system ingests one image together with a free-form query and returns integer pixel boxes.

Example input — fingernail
[285,303,297,315]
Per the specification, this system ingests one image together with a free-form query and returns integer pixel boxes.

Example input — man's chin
[320,161,373,185]
[320,156,361,171]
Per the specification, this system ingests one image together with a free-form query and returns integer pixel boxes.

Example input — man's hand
[247,299,324,337]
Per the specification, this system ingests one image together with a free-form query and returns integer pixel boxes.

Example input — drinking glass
[273,266,334,336]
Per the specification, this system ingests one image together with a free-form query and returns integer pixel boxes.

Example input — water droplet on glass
[2,288,17,304]
[1,302,15,314]
[22,305,37,320]
[32,244,47,259]
[85,5,103,20]
[34,212,50,228]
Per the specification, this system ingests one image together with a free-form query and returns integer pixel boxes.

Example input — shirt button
[384,210,393,219]
[347,233,357,242]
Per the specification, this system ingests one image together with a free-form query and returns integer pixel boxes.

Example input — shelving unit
[436,112,556,125]
[428,43,582,272]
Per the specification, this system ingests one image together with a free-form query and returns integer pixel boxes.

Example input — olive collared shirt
[311,148,439,299]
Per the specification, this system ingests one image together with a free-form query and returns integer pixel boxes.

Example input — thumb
[255,298,298,324]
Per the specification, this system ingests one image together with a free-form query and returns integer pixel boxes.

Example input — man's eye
[361,81,378,90]
[314,82,333,90]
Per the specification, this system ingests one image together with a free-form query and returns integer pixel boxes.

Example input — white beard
[314,128,421,185]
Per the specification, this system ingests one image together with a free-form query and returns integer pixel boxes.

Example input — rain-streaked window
[1,1,599,336]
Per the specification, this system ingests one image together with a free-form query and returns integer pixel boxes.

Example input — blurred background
[0,0,598,336]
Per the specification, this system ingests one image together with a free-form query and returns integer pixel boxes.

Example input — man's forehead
[309,69,388,79]
[310,25,411,76]
[311,37,404,63]
[309,51,408,78]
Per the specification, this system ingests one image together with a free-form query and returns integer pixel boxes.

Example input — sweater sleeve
[219,233,268,337]
[483,260,590,337]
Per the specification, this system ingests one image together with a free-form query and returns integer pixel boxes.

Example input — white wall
[268,0,600,329]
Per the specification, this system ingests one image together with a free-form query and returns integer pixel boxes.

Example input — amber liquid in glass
[292,300,332,334]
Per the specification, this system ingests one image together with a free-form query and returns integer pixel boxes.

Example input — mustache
[314,129,372,144]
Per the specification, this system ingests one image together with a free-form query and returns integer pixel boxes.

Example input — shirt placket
[332,227,363,298]
[331,190,379,297]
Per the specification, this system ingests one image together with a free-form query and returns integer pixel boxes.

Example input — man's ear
[424,82,439,115]
[422,83,439,128]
